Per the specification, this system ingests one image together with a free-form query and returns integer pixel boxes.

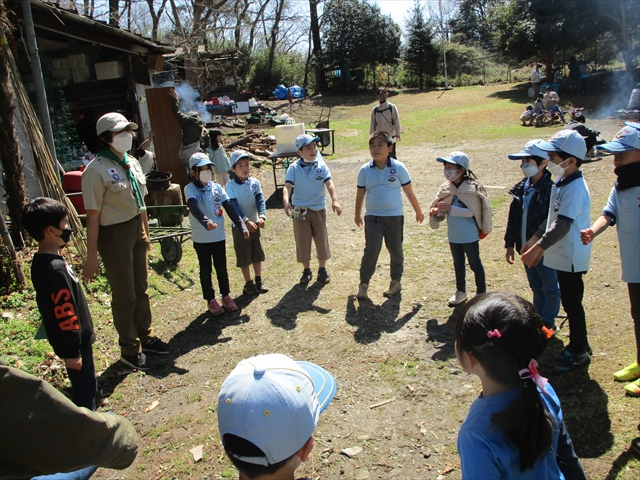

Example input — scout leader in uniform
[81,113,170,372]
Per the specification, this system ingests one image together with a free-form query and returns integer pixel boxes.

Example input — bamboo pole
[3,42,87,262]
[0,210,25,286]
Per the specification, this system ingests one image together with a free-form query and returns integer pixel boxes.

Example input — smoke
[591,70,639,119]
[172,83,213,124]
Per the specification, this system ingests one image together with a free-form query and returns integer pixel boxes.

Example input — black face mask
[56,228,74,244]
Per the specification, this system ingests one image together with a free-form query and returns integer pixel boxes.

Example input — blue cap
[230,150,252,167]
[536,130,587,160]
[508,139,549,160]
[295,134,320,151]
[437,151,469,171]
[188,152,213,170]
[596,126,640,152]
[624,121,640,130]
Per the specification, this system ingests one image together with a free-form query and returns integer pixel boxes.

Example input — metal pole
[20,0,61,174]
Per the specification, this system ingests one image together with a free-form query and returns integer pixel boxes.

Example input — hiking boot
[356,283,369,300]
[554,350,590,373]
[448,290,468,306]
[318,268,331,284]
[255,277,269,294]
[120,352,154,371]
[208,298,224,316]
[300,268,313,284]
[383,279,402,297]
[624,378,640,397]
[221,295,238,312]
[555,343,593,361]
[141,337,171,355]
[243,280,260,296]
[613,361,640,382]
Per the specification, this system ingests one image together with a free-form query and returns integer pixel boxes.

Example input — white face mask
[444,168,463,182]
[547,159,568,178]
[111,131,133,153]
[199,169,213,184]
[521,163,540,178]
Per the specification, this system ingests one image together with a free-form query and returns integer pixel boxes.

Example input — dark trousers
[360,215,404,284]
[557,270,587,354]
[391,143,397,159]
[66,344,97,411]
[629,283,640,364]
[450,241,486,294]
[194,240,230,300]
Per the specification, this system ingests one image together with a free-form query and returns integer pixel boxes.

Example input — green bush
[248,49,312,92]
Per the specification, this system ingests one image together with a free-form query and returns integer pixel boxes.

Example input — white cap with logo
[536,130,587,160]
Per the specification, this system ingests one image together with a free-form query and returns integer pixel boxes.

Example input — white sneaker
[383,280,402,297]
[356,283,369,300]
[448,290,468,306]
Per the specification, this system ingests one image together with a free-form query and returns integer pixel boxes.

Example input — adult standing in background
[82,113,170,371]
[628,83,640,110]
[530,64,542,102]
[370,87,401,159]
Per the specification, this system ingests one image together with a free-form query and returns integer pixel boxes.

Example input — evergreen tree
[404,1,438,89]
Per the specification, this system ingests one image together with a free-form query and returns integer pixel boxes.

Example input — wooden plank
[145,87,188,190]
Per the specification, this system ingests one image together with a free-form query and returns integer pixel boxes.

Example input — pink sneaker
[208,298,224,316]
[221,295,238,312]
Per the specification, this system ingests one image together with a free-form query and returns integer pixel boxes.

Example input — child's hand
[65,357,82,370]
[246,221,258,233]
[242,230,250,239]
[580,228,595,245]
[436,201,451,212]
[429,207,439,217]
[258,218,265,228]
[521,244,544,267]
[332,201,342,216]
[415,212,425,224]
[168,87,178,99]
[283,202,292,217]
[354,215,363,228]
[505,247,514,264]
[521,239,535,254]
[206,221,217,230]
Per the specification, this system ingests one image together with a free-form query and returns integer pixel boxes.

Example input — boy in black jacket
[504,140,560,330]
[23,198,97,410]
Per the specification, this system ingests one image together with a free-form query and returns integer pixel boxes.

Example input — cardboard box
[52,57,70,70]
[51,68,72,80]
[68,53,93,68]
[71,66,95,83]
[275,123,305,154]
[95,61,125,80]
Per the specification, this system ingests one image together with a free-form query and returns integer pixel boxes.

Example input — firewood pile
[224,130,276,158]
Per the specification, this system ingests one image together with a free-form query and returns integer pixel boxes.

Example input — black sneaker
[243,280,260,296]
[255,277,269,294]
[300,268,313,284]
[120,352,154,370]
[317,268,330,284]
[141,337,171,355]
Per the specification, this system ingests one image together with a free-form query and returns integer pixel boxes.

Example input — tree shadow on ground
[537,341,614,458]
[486,83,529,103]
[424,303,466,361]
[266,282,331,330]
[97,301,257,399]
[147,259,196,293]
[345,295,421,344]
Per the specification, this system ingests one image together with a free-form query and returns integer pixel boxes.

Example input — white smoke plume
[173,82,213,124]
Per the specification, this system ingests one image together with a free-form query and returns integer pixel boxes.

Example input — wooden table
[305,128,336,155]
[268,151,298,198]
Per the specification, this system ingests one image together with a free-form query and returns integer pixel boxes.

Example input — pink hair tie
[519,359,548,394]
[487,329,502,339]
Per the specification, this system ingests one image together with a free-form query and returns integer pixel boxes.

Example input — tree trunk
[109,0,119,26]
[309,0,326,92]
[267,0,285,85]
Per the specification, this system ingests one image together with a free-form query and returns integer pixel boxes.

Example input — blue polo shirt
[603,185,640,283]
[184,181,229,243]
[226,177,266,226]
[285,157,332,211]
[357,158,411,216]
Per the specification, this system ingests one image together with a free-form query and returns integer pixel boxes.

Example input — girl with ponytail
[455,292,586,479]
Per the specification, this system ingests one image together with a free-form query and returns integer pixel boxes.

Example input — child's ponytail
[455,293,553,472]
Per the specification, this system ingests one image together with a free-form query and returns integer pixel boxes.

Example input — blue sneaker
[554,350,590,373]
[555,342,593,361]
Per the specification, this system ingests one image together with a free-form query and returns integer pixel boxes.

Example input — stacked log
[224,131,275,158]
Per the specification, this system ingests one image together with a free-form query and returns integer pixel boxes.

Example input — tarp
[273,85,306,100]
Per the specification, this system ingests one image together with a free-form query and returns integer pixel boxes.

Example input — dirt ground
[35,100,638,479]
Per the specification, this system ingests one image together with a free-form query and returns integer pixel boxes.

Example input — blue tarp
[272,85,306,100]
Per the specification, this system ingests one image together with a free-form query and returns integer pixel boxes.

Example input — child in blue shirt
[504,140,560,330]
[282,134,342,285]
[184,153,248,316]
[456,292,585,480]
[581,125,640,396]
[207,129,231,187]
[429,152,492,306]
[226,150,268,296]
[521,130,592,373]
[355,131,424,300]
